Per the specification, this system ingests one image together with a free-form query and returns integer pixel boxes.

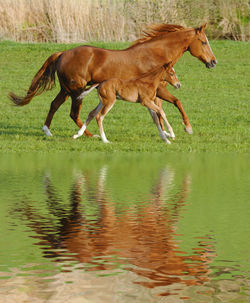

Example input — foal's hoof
[93,134,100,138]
[169,132,175,140]
[163,131,171,138]
[73,134,79,139]
[185,126,193,134]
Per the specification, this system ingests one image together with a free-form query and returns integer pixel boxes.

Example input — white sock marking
[73,124,87,139]
[42,125,53,137]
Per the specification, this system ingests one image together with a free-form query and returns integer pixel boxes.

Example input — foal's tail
[9,52,63,106]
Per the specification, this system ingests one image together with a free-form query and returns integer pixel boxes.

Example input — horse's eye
[202,41,207,45]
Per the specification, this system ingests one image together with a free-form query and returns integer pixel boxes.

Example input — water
[0,154,249,303]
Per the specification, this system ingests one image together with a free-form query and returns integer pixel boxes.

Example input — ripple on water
[0,154,249,302]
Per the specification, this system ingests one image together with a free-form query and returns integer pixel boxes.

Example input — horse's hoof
[42,125,53,137]
[93,134,100,138]
[185,126,193,134]
[73,134,78,139]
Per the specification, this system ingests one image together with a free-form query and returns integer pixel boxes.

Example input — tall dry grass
[0,0,249,43]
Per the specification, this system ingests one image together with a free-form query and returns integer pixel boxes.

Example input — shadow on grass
[0,123,46,137]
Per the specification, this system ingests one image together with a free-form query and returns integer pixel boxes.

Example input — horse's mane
[130,24,186,47]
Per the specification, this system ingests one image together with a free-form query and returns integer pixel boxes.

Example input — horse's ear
[168,60,173,68]
[201,23,207,32]
[164,61,172,69]
[195,23,207,34]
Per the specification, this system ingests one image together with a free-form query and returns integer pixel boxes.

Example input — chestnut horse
[73,63,180,144]
[9,23,217,137]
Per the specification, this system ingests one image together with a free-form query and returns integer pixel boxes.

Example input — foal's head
[188,23,217,69]
[162,63,181,89]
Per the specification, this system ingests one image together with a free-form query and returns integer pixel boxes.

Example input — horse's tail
[9,51,63,106]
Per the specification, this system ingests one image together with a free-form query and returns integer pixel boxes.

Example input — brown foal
[9,23,217,137]
[73,64,181,144]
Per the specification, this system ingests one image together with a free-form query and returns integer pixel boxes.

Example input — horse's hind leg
[73,101,102,139]
[70,96,93,137]
[43,89,69,136]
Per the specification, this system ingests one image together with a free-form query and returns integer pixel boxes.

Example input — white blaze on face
[172,68,177,81]
[206,36,212,52]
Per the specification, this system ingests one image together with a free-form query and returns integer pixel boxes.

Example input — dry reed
[0,0,249,42]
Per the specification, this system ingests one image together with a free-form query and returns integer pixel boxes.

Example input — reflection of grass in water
[97,272,124,277]
[0,154,249,301]
[0,40,249,153]
[82,254,129,275]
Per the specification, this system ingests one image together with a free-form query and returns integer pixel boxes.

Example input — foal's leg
[143,100,175,140]
[154,97,164,129]
[73,102,102,139]
[70,96,93,137]
[157,85,193,134]
[43,89,69,136]
[153,97,171,138]
[96,96,116,143]
[148,109,171,144]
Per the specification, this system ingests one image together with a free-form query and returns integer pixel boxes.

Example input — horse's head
[162,63,181,89]
[188,24,217,69]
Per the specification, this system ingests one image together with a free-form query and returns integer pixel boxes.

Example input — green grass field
[0,40,249,153]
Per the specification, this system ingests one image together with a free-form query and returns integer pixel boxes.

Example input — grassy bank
[0,0,249,43]
[0,40,249,153]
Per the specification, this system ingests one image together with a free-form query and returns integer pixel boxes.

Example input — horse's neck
[161,30,195,63]
[130,29,195,67]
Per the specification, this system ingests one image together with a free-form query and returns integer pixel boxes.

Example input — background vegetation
[0,40,249,153]
[0,0,249,43]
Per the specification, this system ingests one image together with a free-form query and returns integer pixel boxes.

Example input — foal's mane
[135,63,170,82]
[130,24,186,47]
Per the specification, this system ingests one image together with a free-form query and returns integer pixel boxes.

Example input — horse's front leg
[148,109,171,144]
[157,85,193,134]
[143,97,174,144]
[154,97,171,138]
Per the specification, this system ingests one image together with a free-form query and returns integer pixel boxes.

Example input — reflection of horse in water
[19,166,216,296]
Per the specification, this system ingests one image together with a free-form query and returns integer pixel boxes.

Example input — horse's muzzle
[174,83,181,89]
[206,59,217,69]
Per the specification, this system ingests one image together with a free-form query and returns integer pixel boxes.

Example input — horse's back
[57,45,140,87]
[57,45,105,77]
